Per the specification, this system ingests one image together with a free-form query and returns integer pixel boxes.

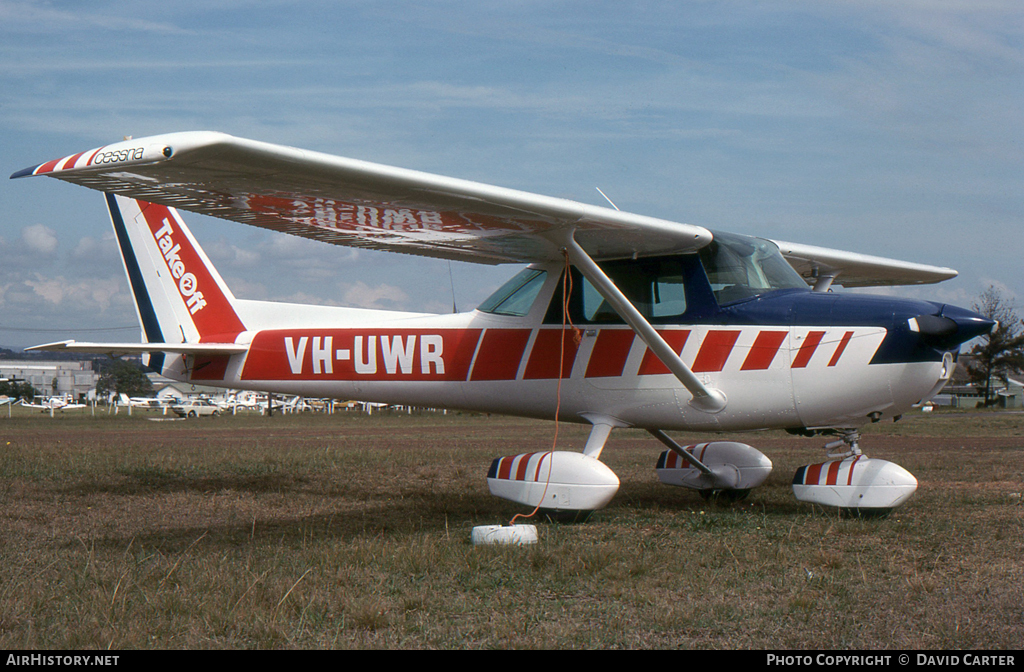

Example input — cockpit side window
[544,256,690,325]
[478,268,548,317]
[699,231,808,305]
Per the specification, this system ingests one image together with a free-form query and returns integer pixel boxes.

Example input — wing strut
[648,429,715,477]
[563,236,727,413]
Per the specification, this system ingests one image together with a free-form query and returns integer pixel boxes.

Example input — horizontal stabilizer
[27,340,248,356]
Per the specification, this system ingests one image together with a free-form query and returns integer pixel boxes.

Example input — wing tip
[24,339,74,352]
[10,164,42,180]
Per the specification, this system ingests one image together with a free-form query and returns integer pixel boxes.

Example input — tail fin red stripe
[137,201,245,340]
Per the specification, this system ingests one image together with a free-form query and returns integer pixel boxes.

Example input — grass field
[0,406,1021,649]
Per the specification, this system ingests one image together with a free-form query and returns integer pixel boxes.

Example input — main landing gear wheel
[699,488,751,504]
[539,509,594,524]
[838,507,894,519]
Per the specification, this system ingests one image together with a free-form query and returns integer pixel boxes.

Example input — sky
[1,1,1021,349]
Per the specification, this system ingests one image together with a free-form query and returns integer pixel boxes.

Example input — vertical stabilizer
[106,194,246,372]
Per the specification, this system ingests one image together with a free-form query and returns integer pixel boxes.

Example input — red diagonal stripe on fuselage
[827,331,854,367]
[470,329,531,381]
[585,329,635,378]
[523,329,580,380]
[638,330,690,375]
[740,331,787,371]
[792,330,826,369]
[692,331,741,373]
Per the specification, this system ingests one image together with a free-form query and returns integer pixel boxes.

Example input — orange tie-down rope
[509,249,582,526]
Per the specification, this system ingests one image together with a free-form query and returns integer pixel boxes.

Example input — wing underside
[11,131,711,264]
[12,131,956,285]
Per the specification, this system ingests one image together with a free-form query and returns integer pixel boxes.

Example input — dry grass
[0,407,1021,649]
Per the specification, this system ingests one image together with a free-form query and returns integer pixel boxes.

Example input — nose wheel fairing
[790,429,918,513]
[792,456,918,513]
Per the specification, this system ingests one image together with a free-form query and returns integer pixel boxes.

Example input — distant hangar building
[0,360,99,399]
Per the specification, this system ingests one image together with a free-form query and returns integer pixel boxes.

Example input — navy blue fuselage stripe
[105,193,165,372]
[544,253,975,365]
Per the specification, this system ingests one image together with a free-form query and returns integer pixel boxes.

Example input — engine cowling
[792,456,917,512]
[487,451,620,512]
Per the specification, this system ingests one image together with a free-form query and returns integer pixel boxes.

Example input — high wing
[773,240,957,288]
[12,131,955,284]
[10,131,710,264]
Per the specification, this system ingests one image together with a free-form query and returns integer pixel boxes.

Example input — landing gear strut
[824,429,862,459]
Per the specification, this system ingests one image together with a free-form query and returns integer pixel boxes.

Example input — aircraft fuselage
[164,256,985,433]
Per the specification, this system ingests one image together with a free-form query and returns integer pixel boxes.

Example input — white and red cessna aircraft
[13,132,994,517]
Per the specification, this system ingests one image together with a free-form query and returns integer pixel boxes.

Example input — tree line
[964,286,1024,406]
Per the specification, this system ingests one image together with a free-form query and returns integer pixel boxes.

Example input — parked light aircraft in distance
[20,395,86,412]
[118,393,165,408]
[13,132,995,517]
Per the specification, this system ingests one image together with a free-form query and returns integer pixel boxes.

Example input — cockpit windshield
[699,231,808,305]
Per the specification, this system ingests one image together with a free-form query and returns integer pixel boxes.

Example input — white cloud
[70,236,98,257]
[341,281,409,310]
[0,0,191,35]
[20,274,122,310]
[20,224,58,256]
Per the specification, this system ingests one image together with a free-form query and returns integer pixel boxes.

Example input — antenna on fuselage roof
[448,260,457,313]
[595,187,620,211]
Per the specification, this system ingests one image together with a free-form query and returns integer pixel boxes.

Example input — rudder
[106,194,246,371]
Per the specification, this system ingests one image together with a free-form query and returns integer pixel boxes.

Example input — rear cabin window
[477,268,548,317]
